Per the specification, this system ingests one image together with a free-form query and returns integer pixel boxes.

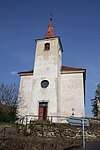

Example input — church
[17,18,86,123]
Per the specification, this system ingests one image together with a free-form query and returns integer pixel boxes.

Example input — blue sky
[0,0,100,117]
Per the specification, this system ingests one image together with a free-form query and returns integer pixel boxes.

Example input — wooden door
[38,102,48,121]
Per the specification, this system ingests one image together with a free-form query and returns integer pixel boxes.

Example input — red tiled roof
[0,104,16,111]
[0,104,8,109]
[18,66,85,75]
[61,66,84,71]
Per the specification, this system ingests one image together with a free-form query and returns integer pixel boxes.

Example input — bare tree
[0,83,18,107]
[16,85,28,120]
[0,83,18,122]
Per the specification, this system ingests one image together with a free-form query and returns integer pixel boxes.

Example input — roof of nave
[61,66,85,71]
[18,70,33,76]
[18,66,85,76]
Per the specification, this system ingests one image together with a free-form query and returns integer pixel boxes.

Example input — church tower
[30,18,63,121]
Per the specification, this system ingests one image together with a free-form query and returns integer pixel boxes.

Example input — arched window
[44,43,50,50]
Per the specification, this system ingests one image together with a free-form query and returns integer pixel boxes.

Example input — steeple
[45,17,56,38]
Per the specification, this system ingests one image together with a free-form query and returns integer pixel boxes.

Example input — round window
[41,80,49,88]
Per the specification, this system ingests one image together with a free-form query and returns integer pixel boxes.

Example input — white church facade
[17,18,86,123]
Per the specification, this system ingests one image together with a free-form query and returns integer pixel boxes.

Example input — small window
[41,80,49,88]
[44,43,50,50]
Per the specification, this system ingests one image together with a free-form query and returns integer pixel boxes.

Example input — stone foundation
[27,118,100,142]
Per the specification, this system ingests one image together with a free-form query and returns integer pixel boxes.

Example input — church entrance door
[38,102,48,121]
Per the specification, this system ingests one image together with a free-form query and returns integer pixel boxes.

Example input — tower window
[44,43,50,50]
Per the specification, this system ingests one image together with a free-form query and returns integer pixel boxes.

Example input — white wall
[61,72,85,117]
[17,75,33,118]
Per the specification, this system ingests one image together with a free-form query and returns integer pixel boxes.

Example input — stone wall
[28,118,100,142]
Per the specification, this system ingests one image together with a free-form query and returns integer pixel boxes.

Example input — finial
[50,13,53,21]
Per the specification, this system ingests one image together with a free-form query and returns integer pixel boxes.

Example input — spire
[45,17,56,38]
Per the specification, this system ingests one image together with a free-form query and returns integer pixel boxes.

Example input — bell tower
[30,18,63,121]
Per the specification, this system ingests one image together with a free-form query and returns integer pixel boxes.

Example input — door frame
[38,102,48,121]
